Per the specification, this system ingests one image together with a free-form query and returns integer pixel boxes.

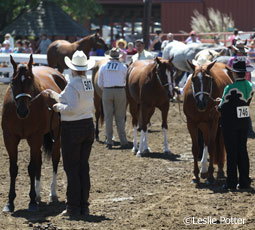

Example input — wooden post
[143,0,152,49]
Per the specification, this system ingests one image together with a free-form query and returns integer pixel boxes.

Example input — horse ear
[28,54,33,70]
[10,55,17,73]
[218,49,225,57]
[206,60,216,72]
[187,59,195,71]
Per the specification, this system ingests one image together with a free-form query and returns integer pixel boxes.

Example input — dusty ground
[0,82,255,230]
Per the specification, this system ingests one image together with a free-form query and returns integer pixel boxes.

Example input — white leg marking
[163,128,171,154]
[143,130,150,152]
[136,130,145,157]
[200,146,208,174]
[35,179,41,202]
[132,125,138,153]
[50,172,57,198]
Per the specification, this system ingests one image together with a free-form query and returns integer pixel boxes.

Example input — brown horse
[91,58,109,141]
[2,55,67,212]
[47,33,107,73]
[126,57,174,157]
[183,61,232,183]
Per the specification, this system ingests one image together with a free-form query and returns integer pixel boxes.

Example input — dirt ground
[0,82,255,230]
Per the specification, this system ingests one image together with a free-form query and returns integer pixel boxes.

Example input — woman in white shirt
[45,50,95,217]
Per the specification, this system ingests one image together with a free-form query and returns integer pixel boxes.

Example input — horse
[183,60,232,183]
[126,57,175,157]
[47,33,107,73]
[2,54,67,212]
[91,58,109,141]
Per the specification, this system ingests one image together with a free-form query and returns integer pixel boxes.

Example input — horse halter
[155,64,174,95]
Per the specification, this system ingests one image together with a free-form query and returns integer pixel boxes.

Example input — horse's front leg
[27,136,43,211]
[2,133,20,212]
[159,103,171,154]
[187,120,200,183]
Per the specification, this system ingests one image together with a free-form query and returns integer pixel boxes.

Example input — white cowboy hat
[64,50,95,71]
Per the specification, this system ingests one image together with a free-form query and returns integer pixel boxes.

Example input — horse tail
[213,123,225,165]
[42,132,54,158]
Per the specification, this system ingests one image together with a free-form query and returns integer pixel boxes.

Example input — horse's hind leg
[2,133,20,212]
[50,138,60,203]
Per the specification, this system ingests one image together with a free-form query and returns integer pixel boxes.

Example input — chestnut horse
[183,61,232,183]
[126,57,174,157]
[2,55,67,212]
[91,58,109,141]
[47,33,107,73]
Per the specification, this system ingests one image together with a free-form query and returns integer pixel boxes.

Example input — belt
[104,86,125,89]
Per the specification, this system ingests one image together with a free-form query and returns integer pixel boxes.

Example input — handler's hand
[52,104,59,112]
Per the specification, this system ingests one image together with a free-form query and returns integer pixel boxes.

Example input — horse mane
[75,33,95,45]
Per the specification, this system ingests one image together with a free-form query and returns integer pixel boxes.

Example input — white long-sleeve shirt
[52,75,94,121]
[98,59,127,88]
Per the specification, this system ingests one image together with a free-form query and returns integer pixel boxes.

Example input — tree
[0,0,103,32]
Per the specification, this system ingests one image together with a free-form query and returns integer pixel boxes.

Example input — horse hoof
[206,177,215,185]
[35,196,41,203]
[192,178,200,184]
[3,203,14,212]
[143,148,150,153]
[200,172,208,179]
[49,195,58,203]
[28,203,39,212]
[216,171,225,179]
[136,151,143,157]
[131,147,138,153]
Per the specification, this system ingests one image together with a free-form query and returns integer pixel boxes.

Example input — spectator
[98,48,129,149]
[1,40,12,53]
[229,28,239,45]
[13,40,24,53]
[4,33,14,49]
[131,39,154,62]
[150,30,163,56]
[248,40,255,63]
[23,40,33,54]
[126,42,137,55]
[112,34,120,48]
[161,33,174,51]
[36,34,51,54]
[116,38,127,62]
[185,31,201,44]
[44,50,96,216]
[213,35,224,46]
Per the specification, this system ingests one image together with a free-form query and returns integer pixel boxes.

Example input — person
[44,50,95,216]
[248,40,255,63]
[36,33,51,54]
[126,42,137,55]
[161,32,174,51]
[13,40,24,53]
[0,40,12,53]
[185,30,201,44]
[116,38,127,62]
[227,39,255,138]
[217,59,254,190]
[213,35,224,46]
[23,40,33,54]
[98,48,129,149]
[131,39,154,62]
[4,33,14,49]
[150,30,163,56]
[229,28,239,45]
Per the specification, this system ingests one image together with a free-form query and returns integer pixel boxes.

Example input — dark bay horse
[2,55,67,212]
[91,58,109,141]
[183,61,232,183]
[126,57,174,157]
[47,33,107,73]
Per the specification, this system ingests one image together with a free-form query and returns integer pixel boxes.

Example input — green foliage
[190,8,235,34]
[0,0,103,31]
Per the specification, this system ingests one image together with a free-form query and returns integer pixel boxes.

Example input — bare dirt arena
[0,82,255,230]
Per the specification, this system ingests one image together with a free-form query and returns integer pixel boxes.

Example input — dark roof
[0,0,90,37]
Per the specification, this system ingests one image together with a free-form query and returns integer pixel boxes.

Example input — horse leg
[216,126,225,179]
[159,103,171,154]
[94,92,102,141]
[128,99,139,153]
[27,136,43,211]
[200,146,209,179]
[2,133,20,212]
[49,137,60,203]
[187,120,200,183]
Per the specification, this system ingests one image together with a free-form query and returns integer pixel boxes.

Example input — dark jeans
[61,118,94,212]
[222,123,250,188]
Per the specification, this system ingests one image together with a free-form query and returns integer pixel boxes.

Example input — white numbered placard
[82,79,94,91]
[236,106,249,118]
[106,62,119,71]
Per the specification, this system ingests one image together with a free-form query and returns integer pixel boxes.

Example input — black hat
[135,38,144,44]
[230,58,254,73]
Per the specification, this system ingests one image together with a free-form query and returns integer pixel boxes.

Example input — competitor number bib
[106,62,119,71]
[82,79,94,91]
[236,106,249,118]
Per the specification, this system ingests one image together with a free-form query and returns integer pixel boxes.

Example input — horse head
[187,60,216,112]
[154,57,175,99]
[10,54,35,119]
[93,33,108,51]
